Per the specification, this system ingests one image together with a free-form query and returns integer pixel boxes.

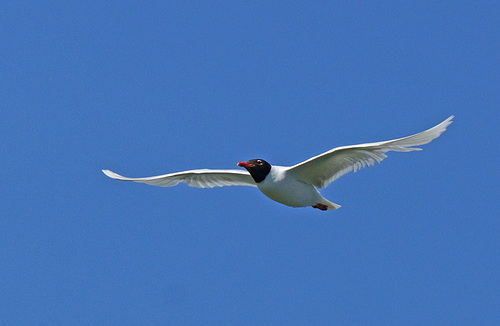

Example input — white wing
[287,116,453,189]
[102,169,257,188]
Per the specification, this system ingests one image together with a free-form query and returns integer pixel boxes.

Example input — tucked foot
[312,203,328,211]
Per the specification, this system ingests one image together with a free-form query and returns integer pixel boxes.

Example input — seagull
[103,116,453,211]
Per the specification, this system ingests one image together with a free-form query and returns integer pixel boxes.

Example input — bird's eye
[256,160,263,165]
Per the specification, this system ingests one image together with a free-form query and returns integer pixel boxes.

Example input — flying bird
[103,116,453,211]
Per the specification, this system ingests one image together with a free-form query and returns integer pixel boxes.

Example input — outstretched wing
[102,169,257,188]
[287,116,453,189]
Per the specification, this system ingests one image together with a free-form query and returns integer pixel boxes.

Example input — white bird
[103,116,453,211]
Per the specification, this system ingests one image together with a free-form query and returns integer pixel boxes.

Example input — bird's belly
[257,177,321,208]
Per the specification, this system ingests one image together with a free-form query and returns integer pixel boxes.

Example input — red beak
[237,161,253,168]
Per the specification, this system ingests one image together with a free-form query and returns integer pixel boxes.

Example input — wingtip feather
[102,169,126,180]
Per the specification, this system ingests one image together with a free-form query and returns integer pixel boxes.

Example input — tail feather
[320,198,341,210]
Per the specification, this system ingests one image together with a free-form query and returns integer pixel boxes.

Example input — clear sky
[2,2,499,325]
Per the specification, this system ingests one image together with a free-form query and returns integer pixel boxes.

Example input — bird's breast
[257,168,321,208]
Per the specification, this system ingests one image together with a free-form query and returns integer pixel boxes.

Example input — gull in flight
[103,116,453,211]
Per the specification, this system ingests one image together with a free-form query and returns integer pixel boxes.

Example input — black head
[237,159,272,183]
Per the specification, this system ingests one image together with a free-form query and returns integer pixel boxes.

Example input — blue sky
[2,1,499,325]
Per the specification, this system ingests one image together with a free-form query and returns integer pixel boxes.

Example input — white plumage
[102,169,256,188]
[287,115,454,189]
[103,116,453,210]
